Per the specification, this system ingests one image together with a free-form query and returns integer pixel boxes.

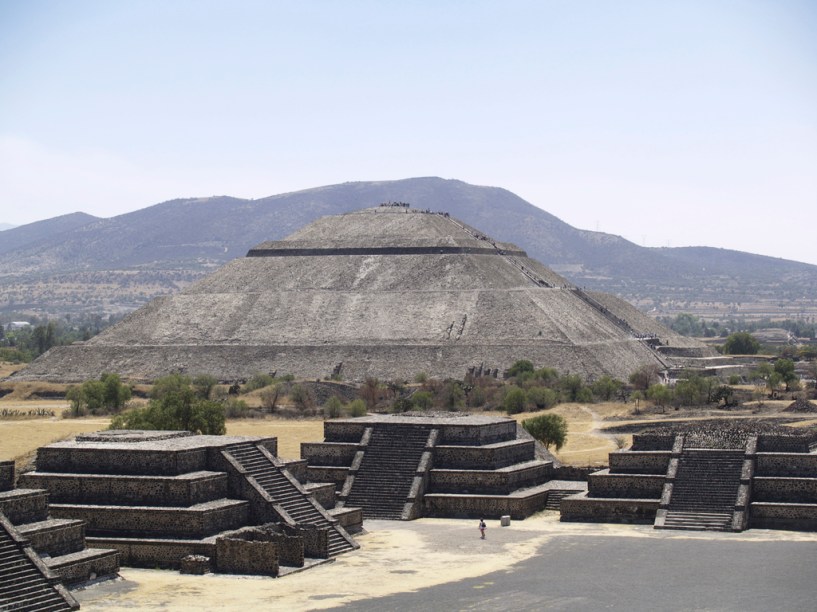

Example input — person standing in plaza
[479,519,486,539]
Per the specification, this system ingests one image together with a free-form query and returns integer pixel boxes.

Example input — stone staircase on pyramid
[0,511,79,612]
[656,448,745,532]
[342,425,434,519]
[223,442,357,557]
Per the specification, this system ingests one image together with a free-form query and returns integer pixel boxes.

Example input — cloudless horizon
[1,1,816,264]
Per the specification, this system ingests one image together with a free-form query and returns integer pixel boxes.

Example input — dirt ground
[71,514,817,611]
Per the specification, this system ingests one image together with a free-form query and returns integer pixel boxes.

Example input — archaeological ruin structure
[560,423,817,531]
[301,414,584,520]
[16,430,360,574]
[13,205,712,384]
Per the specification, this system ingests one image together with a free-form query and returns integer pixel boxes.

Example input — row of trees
[660,313,817,341]
[0,314,119,362]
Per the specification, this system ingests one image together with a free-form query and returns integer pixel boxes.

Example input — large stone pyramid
[16,206,709,382]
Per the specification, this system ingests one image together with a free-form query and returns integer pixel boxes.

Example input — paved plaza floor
[73,513,817,611]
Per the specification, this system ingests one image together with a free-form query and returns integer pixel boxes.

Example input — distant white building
[6,321,31,331]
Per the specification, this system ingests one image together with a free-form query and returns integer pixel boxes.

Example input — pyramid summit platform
[15,205,710,382]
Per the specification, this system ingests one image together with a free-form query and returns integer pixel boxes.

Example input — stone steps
[662,511,733,531]
[0,515,77,611]
[44,547,121,585]
[345,426,431,520]
[659,449,744,532]
[226,443,356,557]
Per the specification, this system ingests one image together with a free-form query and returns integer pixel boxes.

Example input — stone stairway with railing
[224,442,356,557]
[344,425,433,519]
[0,512,78,612]
[658,448,745,531]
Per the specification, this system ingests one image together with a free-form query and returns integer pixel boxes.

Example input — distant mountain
[0,212,100,258]
[1,178,815,318]
[0,223,16,231]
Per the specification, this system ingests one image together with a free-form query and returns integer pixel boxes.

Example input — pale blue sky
[1,1,816,264]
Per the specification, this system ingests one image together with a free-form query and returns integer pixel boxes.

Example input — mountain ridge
[1,177,814,318]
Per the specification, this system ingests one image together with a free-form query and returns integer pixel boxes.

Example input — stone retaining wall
[423,490,548,520]
[630,435,675,451]
[433,440,535,470]
[36,447,209,476]
[560,493,659,523]
[17,519,84,557]
[755,453,817,477]
[608,451,671,474]
[0,461,13,491]
[750,502,817,530]
[305,466,348,489]
[752,477,817,503]
[757,435,812,453]
[49,500,249,538]
[0,489,49,524]
[301,442,358,466]
[304,483,336,510]
[18,471,228,507]
[429,462,551,495]
[88,537,216,569]
[587,470,666,498]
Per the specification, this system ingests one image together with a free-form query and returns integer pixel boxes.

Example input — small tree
[192,374,218,399]
[347,399,367,417]
[522,414,568,450]
[722,332,760,355]
[507,359,535,378]
[411,390,433,410]
[260,385,280,413]
[647,383,671,413]
[503,386,527,414]
[290,384,314,413]
[629,365,661,391]
[527,386,558,410]
[323,396,344,419]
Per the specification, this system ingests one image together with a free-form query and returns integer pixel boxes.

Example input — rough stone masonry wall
[19,472,228,507]
[586,470,665,498]
[36,447,209,476]
[607,451,672,474]
[433,440,535,470]
[0,461,13,491]
[755,453,817,477]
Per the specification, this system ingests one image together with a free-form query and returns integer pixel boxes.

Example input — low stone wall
[608,451,671,474]
[755,453,817,477]
[587,470,666,499]
[328,507,363,533]
[301,442,358,467]
[0,489,49,524]
[300,524,330,559]
[757,436,812,453]
[304,483,336,510]
[433,440,535,470]
[560,493,659,523]
[423,489,548,520]
[305,466,348,489]
[88,536,215,569]
[752,477,817,503]
[49,499,249,538]
[224,525,303,569]
[437,421,517,446]
[551,465,596,481]
[0,461,13,491]
[18,471,228,507]
[36,447,209,476]
[282,459,308,483]
[47,549,120,585]
[17,519,84,557]
[429,462,550,495]
[750,502,817,530]
[324,421,368,443]
[630,435,675,451]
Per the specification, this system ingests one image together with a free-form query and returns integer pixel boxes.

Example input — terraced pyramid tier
[16,206,709,382]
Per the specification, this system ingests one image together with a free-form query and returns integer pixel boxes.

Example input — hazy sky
[1,1,816,264]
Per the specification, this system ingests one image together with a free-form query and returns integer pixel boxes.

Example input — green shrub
[324,396,344,418]
[522,414,568,450]
[411,391,433,410]
[503,386,527,414]
[244,373,276,393]
[527,386,558,410]
[223,398,249,418]
[347,399,367,417]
